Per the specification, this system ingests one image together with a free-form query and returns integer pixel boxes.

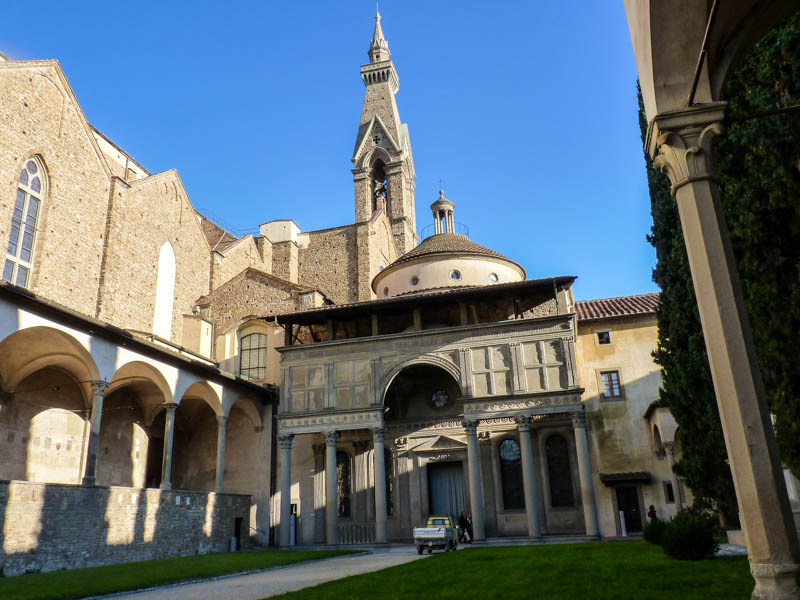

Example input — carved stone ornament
[430,389,450,409]
[514,414,531,431]
[570,412,587,429]
[277,434,294,449]
[461,420,479,435]
[464,394,581,416]
[651,106,726,195]
[278,409,384,434]
[324,430,340,446]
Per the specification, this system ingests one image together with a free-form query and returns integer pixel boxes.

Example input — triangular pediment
[411,435,466,454]
[351,115,402,165]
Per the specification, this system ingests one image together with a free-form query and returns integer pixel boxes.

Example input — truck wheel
[417,546,423,555]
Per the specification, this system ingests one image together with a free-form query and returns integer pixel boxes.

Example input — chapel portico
[272,274,600,545]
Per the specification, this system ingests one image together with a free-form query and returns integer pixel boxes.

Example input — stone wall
[0,62,111,317]
[97,173,211,345]
[212,236,269,289]
[298,225,360,303]
[0,481,250,576]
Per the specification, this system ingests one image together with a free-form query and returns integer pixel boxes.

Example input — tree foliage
[639,12,800,517]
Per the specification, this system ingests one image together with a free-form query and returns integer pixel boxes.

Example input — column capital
[324,430,340,446]
[278,433,294,449]
[370,427,387,443]
[163,402,179,412]
[650,103,727,195]
[90,380,109,395]
[217,414,228,426]
[514,414,531,432]
[571,412,587,429]
[461,419,479,435]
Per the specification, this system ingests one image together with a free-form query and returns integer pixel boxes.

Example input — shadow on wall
[0,481,250,576]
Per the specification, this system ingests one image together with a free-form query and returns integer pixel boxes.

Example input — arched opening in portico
[98,362,172,488]
[383,363,462,423]
[0,327,98,484]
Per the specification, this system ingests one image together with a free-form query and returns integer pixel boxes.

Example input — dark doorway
[427,461,465,520]
[145,437,164,488]
[616,485,643,533]
[234,517,243,551]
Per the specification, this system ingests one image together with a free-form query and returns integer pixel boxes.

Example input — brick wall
[0,481,251,576]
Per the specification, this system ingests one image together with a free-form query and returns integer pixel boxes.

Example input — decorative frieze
[278,409,384,434]
[463,393,583,419]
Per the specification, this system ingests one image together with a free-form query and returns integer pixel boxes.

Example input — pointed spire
[369,8,390,63]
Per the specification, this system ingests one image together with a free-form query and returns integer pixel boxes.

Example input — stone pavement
[96,550,426,600]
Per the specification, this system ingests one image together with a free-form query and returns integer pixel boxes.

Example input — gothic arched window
[499,439,525,510]
[239,333,268,381]
[336,451,351,518]
[4,157,46,288]
[546,434,575,508]
[384,448,394,516]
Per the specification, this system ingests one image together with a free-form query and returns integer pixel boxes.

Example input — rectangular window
[664,481,675,504]
[596,330,612,345]
[600,370,621,398]
[239,333,268,381]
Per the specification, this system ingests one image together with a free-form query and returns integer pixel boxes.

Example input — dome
[372,191,526,298]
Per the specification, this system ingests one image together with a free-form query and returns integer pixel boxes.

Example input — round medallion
[431,389,450,409]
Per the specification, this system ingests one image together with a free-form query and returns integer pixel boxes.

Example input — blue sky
[2,1,657,301]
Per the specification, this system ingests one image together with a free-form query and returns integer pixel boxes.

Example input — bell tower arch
[351,10,417,254]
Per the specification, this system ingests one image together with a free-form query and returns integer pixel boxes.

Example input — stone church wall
[212,236,269,289]
[97,173,211,344]
[298,225,360,303]
[0,481,250,576]
[0,63,112,317]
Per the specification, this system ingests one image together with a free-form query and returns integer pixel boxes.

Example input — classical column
[215,415,228,493]
[325,431,339,545]
[572,412,599,538]
[278,434,294,547]
[372,428,388,544]
[653,105,800,598]
[514,415,540,538]
[160,402,178,490]
[663,442,684,510]
[462,420,485,541]
[81,380,108,485]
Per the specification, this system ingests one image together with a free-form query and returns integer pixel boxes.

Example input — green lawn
[0,549,357,600]
[272,542,753,600]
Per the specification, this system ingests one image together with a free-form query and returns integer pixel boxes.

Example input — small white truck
[413,515,458,554]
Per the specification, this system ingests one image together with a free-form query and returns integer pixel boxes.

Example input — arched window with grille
[4,157,46,288]
[336,450,351,518]
[239,333,268,381]
[499,439,525,510]
[546,434,575,508]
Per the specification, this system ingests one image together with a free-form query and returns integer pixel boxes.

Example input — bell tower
[351,10,417,254]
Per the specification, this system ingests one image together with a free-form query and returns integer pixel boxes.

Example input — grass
[0,549,358,600]
[272,541,753,600]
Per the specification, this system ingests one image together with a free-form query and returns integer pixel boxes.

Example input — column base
[160,482,172,491]
[751,562,800,600]
[81,476,96,486]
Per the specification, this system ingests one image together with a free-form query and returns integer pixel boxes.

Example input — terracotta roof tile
[390,233,508,267]
[576,292,659,321]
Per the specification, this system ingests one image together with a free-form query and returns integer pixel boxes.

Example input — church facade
[0,13,697,574]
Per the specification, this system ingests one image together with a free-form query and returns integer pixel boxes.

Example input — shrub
[661,509,719,560]
[643,518,667,545]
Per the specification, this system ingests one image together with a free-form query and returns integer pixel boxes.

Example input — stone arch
[176,380,223,417]
[224,394,262,429]
[107,360,173,424]
[358,145,393,170]
[0,326,100,404]
[379,354,462,405]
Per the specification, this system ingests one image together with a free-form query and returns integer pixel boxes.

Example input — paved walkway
[99,551,426,600]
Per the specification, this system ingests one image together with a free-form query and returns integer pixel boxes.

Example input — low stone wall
[0,481,251,576]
